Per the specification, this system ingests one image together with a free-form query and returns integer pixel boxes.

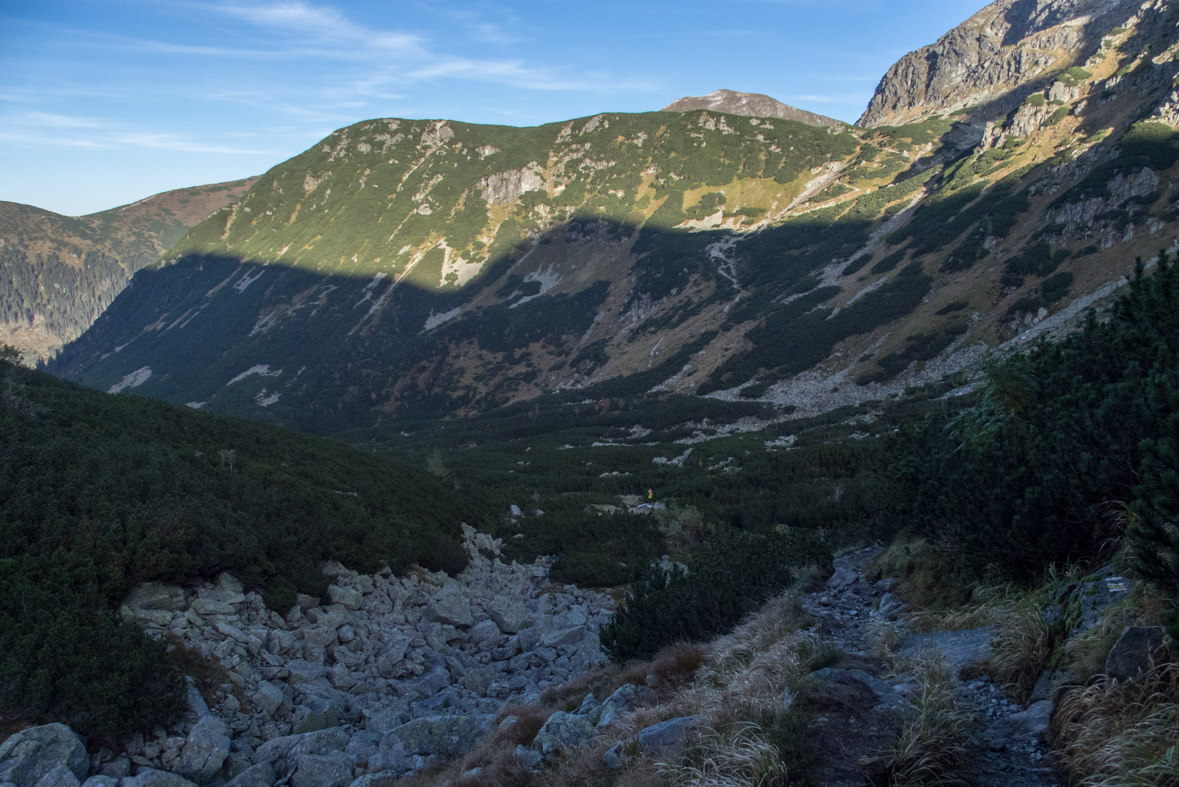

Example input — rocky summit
[662,89,842,126]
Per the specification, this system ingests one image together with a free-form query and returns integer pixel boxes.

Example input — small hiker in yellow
[647,488,653,501]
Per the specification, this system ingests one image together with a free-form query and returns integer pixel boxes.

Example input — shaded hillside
[0,357,473,737]
[0,178,255,363]
[663,89,841,126]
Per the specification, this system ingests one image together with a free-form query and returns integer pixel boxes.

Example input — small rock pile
[2,526,615,787]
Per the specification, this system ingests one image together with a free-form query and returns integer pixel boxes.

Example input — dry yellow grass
[1055,663,1179,786]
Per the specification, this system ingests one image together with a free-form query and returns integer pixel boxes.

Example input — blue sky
[1,0,987,216]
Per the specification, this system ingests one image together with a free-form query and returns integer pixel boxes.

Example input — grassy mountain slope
[0,178,255,363]
[48,0,1179,441]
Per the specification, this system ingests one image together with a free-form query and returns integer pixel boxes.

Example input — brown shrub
[648,642,708,692]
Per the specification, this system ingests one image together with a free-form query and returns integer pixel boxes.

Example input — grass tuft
[882,652,970,787]
[1055,662,1179,786]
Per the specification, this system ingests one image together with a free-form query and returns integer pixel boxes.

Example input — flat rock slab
[897,627,994,677]
[984,700,1053,752]
[637,716,699,753]
[811,668,909,711]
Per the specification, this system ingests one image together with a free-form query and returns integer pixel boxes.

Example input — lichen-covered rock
[532,712,595,756]
[0,724,89,787]
[326,585,361,611]
[389,715,494,759]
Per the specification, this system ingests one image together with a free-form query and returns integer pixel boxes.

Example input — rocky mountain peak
[662,89,841,126]
[857,0,1147,127]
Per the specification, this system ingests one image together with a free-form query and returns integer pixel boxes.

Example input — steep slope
[663,89,841,127]
[858,0,1143,127]
[0,178,255,362]
[50,0,1179,440]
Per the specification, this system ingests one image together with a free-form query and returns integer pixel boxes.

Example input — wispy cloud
[0,111,273,154]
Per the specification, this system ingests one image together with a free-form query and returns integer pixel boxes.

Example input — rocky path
[799,545,1065,787]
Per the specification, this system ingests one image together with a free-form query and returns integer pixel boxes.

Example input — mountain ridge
[46,0,1179,440]
[0,178,256,362]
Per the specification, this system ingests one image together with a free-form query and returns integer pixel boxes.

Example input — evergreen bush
[601,528,831,661]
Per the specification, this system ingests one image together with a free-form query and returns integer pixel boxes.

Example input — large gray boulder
[531,712,595,757]
[487,600,533,634]
[122,769,199,787]
[124,583,188,612]
[425,587,473,628]
[377,734,405,774]
[0,723,89,787]
[637,716,699,753]
[326,585,361,611]
[223,763,275,787]
[389,715,494,759]
[33,765,79,787]
[81,777,118,787]
[178,716,230,783]
[251,729,350,775]
[252,682,287,718]
[1105,626,1168,682]
[591,683,638,727]
[289,754,350,787]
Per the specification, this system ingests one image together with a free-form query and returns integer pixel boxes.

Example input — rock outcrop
[858,0,1143,127]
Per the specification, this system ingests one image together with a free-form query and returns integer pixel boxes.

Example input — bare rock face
[857,0,1143,127]
[662,89,841,126]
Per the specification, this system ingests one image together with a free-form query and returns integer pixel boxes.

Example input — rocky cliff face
[663,89,841,126]
[0,179,255,363]
[858,0,1145,127]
